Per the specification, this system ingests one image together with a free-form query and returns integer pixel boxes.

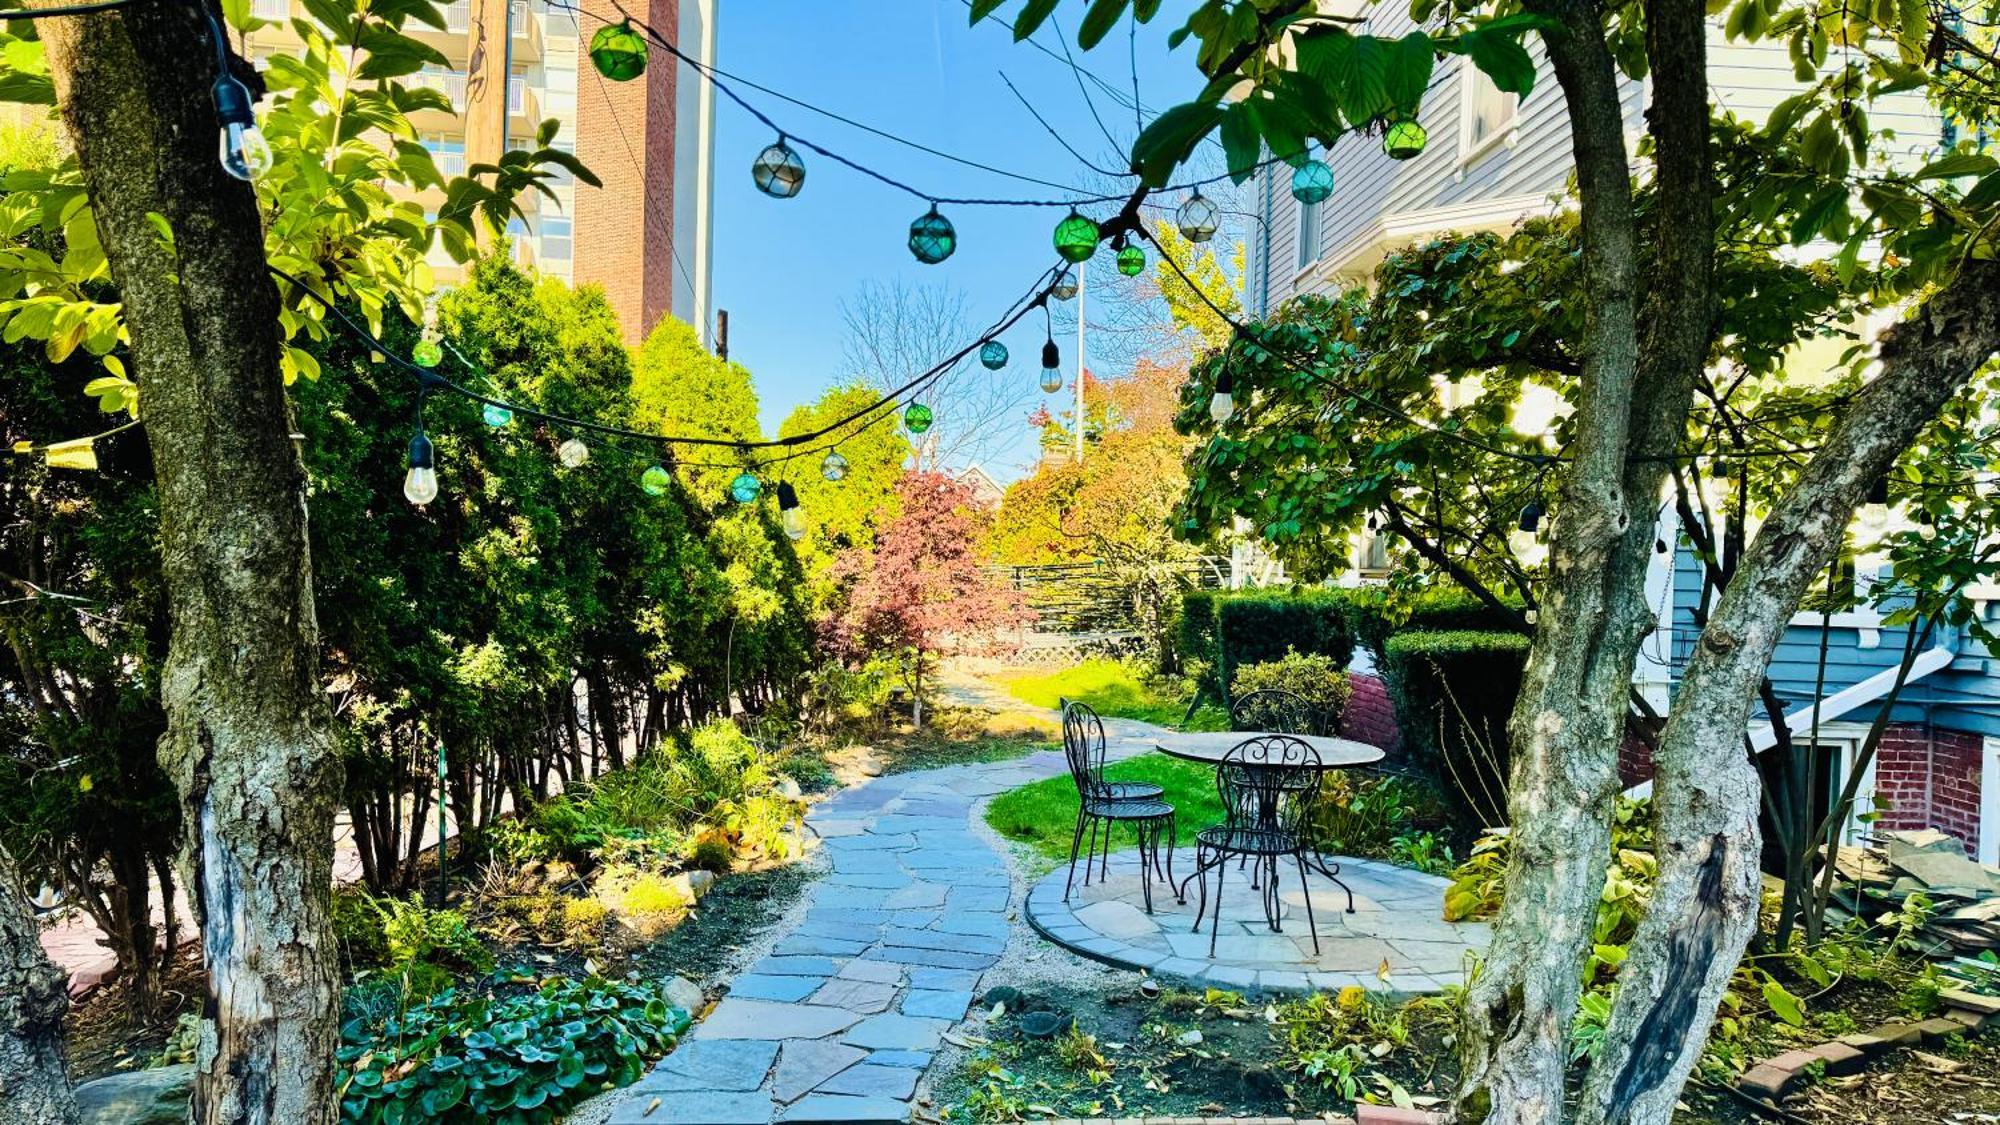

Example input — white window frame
[1789,721,1880,851]
[1458,57,1519,166]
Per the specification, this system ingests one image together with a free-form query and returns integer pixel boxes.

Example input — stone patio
[1025,847,1488,995]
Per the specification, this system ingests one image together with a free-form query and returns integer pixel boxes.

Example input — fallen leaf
[641,1096,661,1117]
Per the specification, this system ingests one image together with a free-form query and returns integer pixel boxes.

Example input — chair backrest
[1230,688,1319,736]
[1061,698,1110,800]
[1217,735,1323,835]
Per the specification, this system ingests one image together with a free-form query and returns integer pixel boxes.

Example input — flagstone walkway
[605,703,1465,1124]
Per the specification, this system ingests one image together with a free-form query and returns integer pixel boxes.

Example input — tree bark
[1455,2,1658,1118]
[0,848,77,1125]
[38,4,343,1123]
[1580,257,2000,1125]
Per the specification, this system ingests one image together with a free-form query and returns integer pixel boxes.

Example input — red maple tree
[835,470,1031,724]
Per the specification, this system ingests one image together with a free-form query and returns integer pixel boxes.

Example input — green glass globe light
[1051,269,1078,301]
[1053,210,1100,263]
[558,437,589,468]
[729,471,762,504]
[1116,243,1146,277]
[588,20,647,81]
[482,402,512,428]
[1176,191,1219,242]
[908,205,956,264]
[1290,159,1334,204]
[640,464,671,497]
[752,136,805,199]
[820,449,849,482]
[1383,119,1428,160]
[412,337,442,368]
[979,340,1008,370]
[904,403,934,434]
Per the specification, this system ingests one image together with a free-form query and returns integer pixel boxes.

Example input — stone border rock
[1732,988,2000,1105]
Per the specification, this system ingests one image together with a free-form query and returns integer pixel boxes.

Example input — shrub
[1380,629,1530,826]
[334,975,691,1122]
[593,868,693,938]
[560,897,609,935]
[1230,650,1353,734]
[1175,589,1356,703]
[688,839,733,873]
[378,895,494,978]
[333,885,390,969]
[1340,586,1527,667]
[1311,772,1449,857]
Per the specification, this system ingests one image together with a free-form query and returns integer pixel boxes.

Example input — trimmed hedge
[1177,588,1355,703]
[1381,629,1530,827]
[1342,586,1527,666]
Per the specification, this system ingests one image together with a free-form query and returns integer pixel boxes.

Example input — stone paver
[609,692,1450,1123]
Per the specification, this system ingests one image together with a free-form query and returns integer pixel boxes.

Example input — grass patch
[868,706,1058,775]
[984,752,1223,857]
[999,658,1227,730]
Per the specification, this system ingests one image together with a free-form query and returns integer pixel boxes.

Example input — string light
[1051,269,1078,301]
[1053,211,1100,263]
[1383,120,1428,160]
[1040,336,1062,394]
[1176,191,1218,242]
[820,450,849,482]
[1290,159,1334,204]
[413,334,443,368]
[904,403,934,434]
[482,403,513,428]
[1509,500,1547,564]
[908,205,956,264]
[1209,369,1234,423]
[559,438,590,468]
[729,471,763,503]
[641,464,671,496]
[776,481,805,541]
[213,71,271,181]
[979,340,1008,370]
[752,135,806,198]
[404,426,438,507]
[1116,241,1145,277]
[588,20,648,80]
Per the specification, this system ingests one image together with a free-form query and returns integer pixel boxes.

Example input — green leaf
[1130,99,1225,186]
[1217,101,1261,186]
[1384,33,1436,111]
[1461,28,1537,97]
[1789,184,1848,245]
[1916,153,1998,180]
[1762,979,1806,1027]
[1013,0,1059,40]
[968,0,1007,23]
[1076,0,1128,50]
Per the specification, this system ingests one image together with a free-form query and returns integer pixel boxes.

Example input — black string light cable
[272,261,1061,454]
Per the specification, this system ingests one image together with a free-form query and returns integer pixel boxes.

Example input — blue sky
[704,1,1216,480]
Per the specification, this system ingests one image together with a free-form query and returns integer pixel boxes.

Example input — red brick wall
[1342,673,1402,756]
[574,0,677,345]
[1618,723,1658,789]
[1874,723,1984,855]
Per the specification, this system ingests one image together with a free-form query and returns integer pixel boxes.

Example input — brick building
[240,0,716,345]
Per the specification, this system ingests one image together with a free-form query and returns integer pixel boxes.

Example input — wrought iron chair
[1229,688,1321,737]
[1060,699,1176,912]
[1183,735,1329,956]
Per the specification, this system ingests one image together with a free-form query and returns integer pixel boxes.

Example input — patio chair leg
[1137,821,1155,915]
[1063,809,1087,902]
[1208,850,1228,958]
[1265,856,1282,933]
[1189,843,1210,931]
[1294,851,1321,956]
[1099,817,1114,880]
[1082,816,1101,888]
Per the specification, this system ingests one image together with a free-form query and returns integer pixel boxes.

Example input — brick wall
[574,0,677,345]
[1874,723,1984,855]
[1618,723,1658,790]
[1341,672,1402,756]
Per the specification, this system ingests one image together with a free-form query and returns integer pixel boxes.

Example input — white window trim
[1793,721,1880,850]
[1457,57,1519,167]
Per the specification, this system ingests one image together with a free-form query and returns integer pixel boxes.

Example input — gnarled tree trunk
[0,848,77,1125]
[1580,258,2000,1125]
[39,3,343,1122]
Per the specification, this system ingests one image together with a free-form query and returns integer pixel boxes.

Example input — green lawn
[984,752,1225,857]
[997,658,1227,731]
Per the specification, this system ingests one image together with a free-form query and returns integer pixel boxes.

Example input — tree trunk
[0,847,79,1125]
[1455,2,1653,1117]
[1581,257,2000,1124]
[39,5,343,1123]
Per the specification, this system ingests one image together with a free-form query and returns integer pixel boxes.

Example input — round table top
[1152,730,1385,769]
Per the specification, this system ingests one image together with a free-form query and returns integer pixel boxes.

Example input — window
[1460,58,1519,160]
[252,0,290,19]
[420,133,466,177]
[507,72,526,114]
[545,140,575,185]
[441,0,469,31]
[414,66,467,108]
[540,217,572,260]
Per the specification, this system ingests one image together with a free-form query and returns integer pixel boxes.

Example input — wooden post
[463,0,511,245]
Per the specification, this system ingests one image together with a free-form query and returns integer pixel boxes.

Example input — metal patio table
[1154,730,1386,924]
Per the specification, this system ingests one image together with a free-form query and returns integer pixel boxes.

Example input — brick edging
[1734,989,2000,1104]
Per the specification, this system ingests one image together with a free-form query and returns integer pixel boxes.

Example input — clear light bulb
[558,438,589,468]
[1209,390,1234,424]
[220,120,272,181]
[404,430,438,506]
[782,507,806,542]
[1508,528,1547,566]
[1040,366,1063,393]
[404,464,438,506]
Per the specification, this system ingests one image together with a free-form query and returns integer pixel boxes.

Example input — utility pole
[716,308,729,360]
[464,0,511,246]
[1074,261,1086,464]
